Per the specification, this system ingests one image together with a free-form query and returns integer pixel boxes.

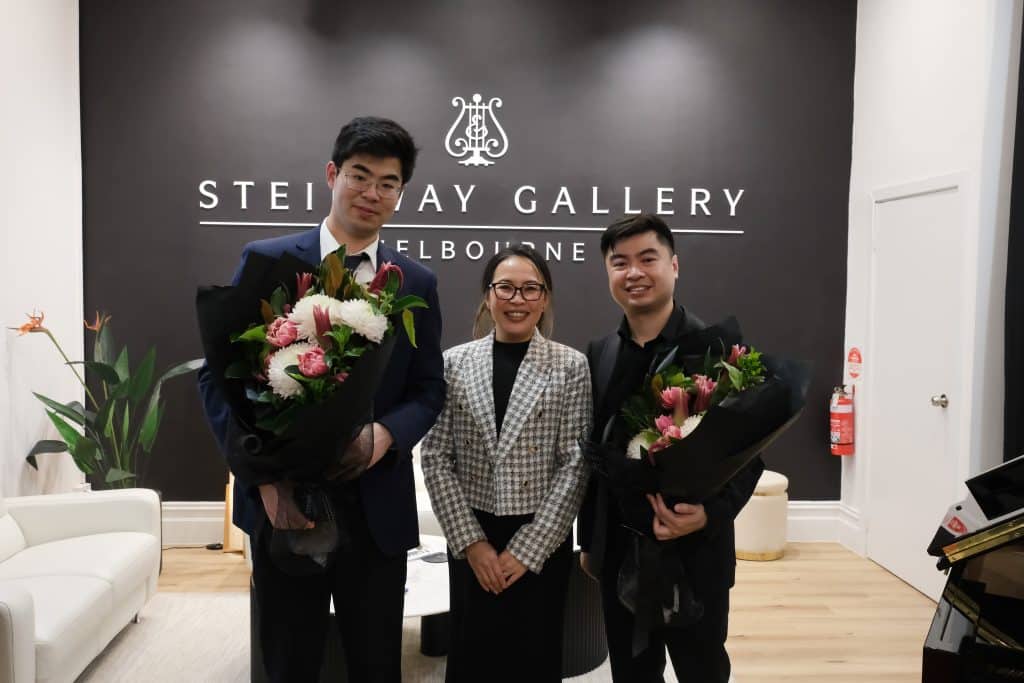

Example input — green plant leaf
[105,468,136,484]
[134,358,203,458]
[114,347,130,382]
[25,440,68,469]
[391,295,428,312]
[64,400,97,425]
[96,398,117,438]
[235,325,267,343]
[127,348,156,404]
[94,320,116,366]
[139,403,163,452]
[46,410,80,450]
[67,360,121,385]
[402,309,417,348]
[33,392,86,425]
[269,286,287,317]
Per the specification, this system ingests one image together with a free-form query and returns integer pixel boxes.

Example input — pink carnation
[266,317,299,348]
[297,346,328,377]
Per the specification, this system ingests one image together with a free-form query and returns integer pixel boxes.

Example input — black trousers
[600,530,731,683]
[251,486,407,683]
[445,509,572,683]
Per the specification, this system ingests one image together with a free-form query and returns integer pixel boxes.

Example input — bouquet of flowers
[586,316,812,642]
[196,245,425,574]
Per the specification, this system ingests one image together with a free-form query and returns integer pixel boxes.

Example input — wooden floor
[159,543,936,682]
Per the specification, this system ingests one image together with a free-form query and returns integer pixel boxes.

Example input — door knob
[930,394,949,408]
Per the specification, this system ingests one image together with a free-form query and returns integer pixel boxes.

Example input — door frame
[862,172,973,581]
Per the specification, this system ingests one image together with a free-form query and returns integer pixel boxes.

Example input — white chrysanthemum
[289,294,346,341]
[626,431,659,460]
[266,342,318,399]
[679,414,703,439]
[337,299,388,343]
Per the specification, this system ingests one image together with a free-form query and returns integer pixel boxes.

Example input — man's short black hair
[600,214,676,256]
[331,117,419,185]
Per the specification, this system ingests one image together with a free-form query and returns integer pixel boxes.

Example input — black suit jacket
[197,227,445,556]
[578,307,763,596]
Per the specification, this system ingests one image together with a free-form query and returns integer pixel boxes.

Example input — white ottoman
[734,470,789,561]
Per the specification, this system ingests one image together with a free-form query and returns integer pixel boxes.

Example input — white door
[865,177,964,600]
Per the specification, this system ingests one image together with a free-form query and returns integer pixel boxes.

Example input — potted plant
[11,311,203,489]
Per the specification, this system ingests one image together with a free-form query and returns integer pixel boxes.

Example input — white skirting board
[162,500,858,550]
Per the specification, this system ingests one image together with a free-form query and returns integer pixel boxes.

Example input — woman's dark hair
[331,116,419,185]
[472,245,555,339]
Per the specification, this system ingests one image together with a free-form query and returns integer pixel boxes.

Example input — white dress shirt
[319,220,378,286]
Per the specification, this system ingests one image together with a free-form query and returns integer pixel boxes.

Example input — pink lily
[296,272,314,299]
[368,262,404,294]
[727,344,748,365]
[693,374,717,413]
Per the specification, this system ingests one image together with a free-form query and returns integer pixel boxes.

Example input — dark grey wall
[81,0,856,501]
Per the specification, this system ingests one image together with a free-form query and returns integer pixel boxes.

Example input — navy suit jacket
[197,228,445,556]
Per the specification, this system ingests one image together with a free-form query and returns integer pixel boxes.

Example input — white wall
[0,0,85,497]
[841,0,1021,553]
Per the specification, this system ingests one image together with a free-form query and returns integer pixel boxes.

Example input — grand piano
[923,454,1024,682]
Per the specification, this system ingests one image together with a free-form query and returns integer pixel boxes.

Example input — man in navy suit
[198,117,444,683]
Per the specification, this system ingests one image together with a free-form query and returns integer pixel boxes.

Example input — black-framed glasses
[489,282,547,301]
[341,171,402,200]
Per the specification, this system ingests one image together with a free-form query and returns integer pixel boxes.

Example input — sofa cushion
[0,532,159,603]
[3,575,112,681]
[0,508,27,563]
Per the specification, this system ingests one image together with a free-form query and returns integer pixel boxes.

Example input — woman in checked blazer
[421,245,592,682]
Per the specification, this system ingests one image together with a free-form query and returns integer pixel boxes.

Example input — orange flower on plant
[84,311,112,332]
[12,311,47,335]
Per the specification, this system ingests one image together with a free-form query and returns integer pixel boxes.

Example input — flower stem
[44,329,101,410]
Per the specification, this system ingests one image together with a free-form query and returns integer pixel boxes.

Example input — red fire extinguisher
[830,385,854,456]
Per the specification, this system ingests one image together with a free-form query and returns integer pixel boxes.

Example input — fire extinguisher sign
[846,347,862,382]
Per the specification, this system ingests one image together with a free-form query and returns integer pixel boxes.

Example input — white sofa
[0,488,161,683]
[412,443,442,537]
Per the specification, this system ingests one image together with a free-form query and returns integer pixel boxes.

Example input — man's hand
[258,482,314,530]
[647,493,707,541]
[497,550,528,588]
[465,540,505,594]
[369,422,394,468]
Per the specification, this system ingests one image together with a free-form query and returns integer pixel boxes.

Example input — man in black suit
[198,117,445,682]
[578,214,762,682]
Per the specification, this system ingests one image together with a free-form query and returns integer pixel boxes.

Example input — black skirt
[445,509,572,683]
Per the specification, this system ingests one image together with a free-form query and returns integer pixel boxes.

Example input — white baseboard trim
[162,500,854,548]
[837,502,867,556]
[162,501,224,547]
[786,500,841,542]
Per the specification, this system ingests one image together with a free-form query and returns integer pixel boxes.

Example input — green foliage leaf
[25,440,68,469]
[68,360,121,385]
[260,300,274,325]
[94,321,116,366]
[96,399,117,438]
[234,325,267,343]
[105,468,136,484]
[139,403,163,452]
[391,295,428,313]
[127,348,156,404]
[114,346,130,382]
[402,309,418,348]
[323,250,345,297]
[33,392,86,426]
[269,286,288,317]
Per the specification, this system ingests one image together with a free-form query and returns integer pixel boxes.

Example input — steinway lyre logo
[444,93,509,167]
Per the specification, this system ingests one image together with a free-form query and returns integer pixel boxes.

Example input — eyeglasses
[340,171,402,200]
[489,282,547,301]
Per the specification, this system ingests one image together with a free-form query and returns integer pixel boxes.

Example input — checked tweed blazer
[420,331,592,573]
